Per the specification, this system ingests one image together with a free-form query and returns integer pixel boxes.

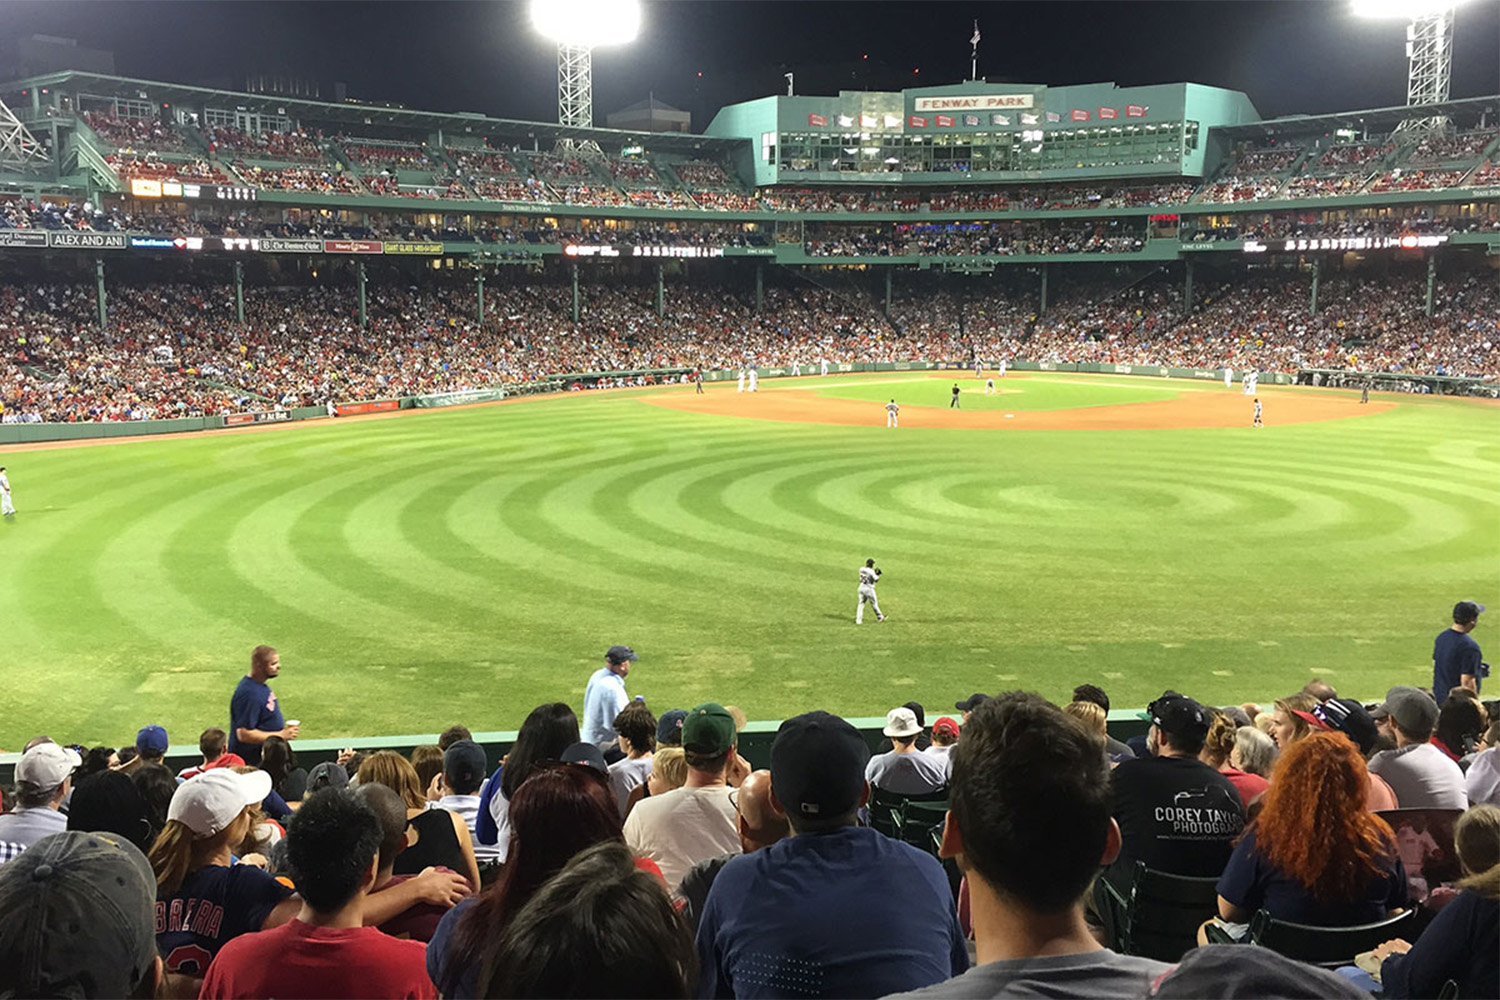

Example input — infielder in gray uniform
[856,558,886,624]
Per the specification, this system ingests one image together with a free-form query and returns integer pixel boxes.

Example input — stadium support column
[571,263,580,323]
[755,264,763,312]
[476,271,485,324]
[1039,264,1049,316]
[655,263,664,318]
[356,261,368,330]
[1183,258,1195,315]
[95,258,106,330]
[233,261,245,324]
[884,268,892,317]
[1425,254,1437,317]
[1310,258,1321,316]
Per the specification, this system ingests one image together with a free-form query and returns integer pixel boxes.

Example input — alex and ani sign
[912,94,1035,111]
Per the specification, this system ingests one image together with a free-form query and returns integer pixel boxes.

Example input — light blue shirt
[582,666,628,746]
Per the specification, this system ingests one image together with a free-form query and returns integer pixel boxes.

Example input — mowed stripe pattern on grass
[1,376,1496,749]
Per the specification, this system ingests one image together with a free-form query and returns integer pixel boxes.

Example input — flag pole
[970,20,980,81]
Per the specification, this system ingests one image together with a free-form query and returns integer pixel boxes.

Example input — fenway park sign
[913,94,1035,111]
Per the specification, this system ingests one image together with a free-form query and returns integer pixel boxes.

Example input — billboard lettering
[913,94,1034,111]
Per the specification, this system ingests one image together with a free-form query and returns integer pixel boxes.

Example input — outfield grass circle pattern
[2,374,1496,748]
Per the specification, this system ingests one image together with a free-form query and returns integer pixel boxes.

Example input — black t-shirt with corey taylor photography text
[1107,754,1246,886]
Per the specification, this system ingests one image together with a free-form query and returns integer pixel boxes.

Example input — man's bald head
[736,769,789,852]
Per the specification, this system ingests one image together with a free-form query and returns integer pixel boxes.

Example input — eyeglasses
[728,788,741,814]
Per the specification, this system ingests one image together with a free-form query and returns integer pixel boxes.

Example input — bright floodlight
[1352,0,1461,140]
[530,0,641,151]
[530,0,641,49]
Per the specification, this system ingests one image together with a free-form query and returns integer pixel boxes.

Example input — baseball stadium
[0,1,1497,994]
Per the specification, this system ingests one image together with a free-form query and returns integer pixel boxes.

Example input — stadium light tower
[530,0,642,157]
[1352,0,1464,142]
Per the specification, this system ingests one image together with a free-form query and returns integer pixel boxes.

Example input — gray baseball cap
[1383,686,1439,737]
[0,831,159,998]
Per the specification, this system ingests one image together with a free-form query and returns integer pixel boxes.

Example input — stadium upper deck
[0,71,1496,266]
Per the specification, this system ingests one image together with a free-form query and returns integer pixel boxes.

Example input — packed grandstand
[0,73,1498,426]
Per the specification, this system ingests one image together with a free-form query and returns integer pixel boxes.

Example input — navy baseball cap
[656,709,687,746]
[443,740,488,788]
[560,742,609,775]
[135,725,169,756]
[955,693,989,713]
[771,711,870,821]
[1313,698,1379,756]
[605,645,638,664]
[1148,693,1210,740]
[1454,601,1486,624]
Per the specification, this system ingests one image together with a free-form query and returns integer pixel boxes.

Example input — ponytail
[148,820,196,896]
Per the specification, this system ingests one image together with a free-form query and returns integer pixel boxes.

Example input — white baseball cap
[882,707,922,739]
[169,769,272,838]
[15,743,82,790]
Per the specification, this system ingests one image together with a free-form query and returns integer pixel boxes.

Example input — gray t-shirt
[0,806,68,858]
[884,949,1170,999]
[1368,742,1469,810]
[867,750,949,795]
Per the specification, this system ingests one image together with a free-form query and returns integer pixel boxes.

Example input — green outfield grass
[814,374,1182,410]
[1,372,1496,750]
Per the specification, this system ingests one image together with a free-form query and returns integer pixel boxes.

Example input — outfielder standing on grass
[886,399,900,428]
[0,466,13,516]
[856,558,886,624]
[1253,397,1263,427]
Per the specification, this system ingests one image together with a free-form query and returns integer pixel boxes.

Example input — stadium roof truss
[0,96,48,171]
[1212,93,1498,140]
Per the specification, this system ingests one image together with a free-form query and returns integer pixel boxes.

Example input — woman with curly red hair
[1201,731,1408,942]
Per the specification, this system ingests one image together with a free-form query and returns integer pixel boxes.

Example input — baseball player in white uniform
[737,370,746,393]
[792,360,801,377]
[820,358,829,376]
[974,357,984,378]
[1224,367,1234,389]
[886,399,899,427]
[985,377,996,395]
[748,368,758,392]
[856,558,885,624]
[0,466,14,516]
[998,358,1007,378]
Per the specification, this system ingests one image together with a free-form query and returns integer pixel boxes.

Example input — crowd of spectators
[1368,168,1475,194]
[1407,129,1498,166]
[806,220,1149,257]
[81,111,188,152]
[234,162,362,194]
[1318,142,1394,170]
[1283,173,1373,199]
[2,639,1497,999]
[204,125,323,161]
[338,141,431,170]
[1197,174,1285,203]
[107,154,227,185]
[2,266,1495,423]
[1231,144,1305,174]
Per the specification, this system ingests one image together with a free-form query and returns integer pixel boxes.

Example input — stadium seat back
[1248,907,1417,967]
[1116,861,1222,962]
[898,798,949,853]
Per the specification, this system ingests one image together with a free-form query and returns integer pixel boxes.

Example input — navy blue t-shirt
[228,675,284,766]
[1433,629,1482,704]
[155,864,293,976]
[1216,828,1407,926]
[695,825,968,999]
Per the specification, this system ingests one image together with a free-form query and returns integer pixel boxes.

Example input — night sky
[0,1,1495,126]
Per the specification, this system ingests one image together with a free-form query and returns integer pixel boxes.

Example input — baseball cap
[1148,692,1210,740]
[0,831,159,999]
[1382,686,1439,737]
[1313,698,1380,756]
[560,741,609,775]
[1454,601,1486,624]
[656,708,687,746]
[955,693,989,713]
[771,711,870,821]
[605,644,638,664]
[1290,709,1332,733]
[15,742,82,791]
[168,768,272,838]
[932,717,960,738]
[443,739,488,787]
[135,725,169,756]
[306,760,349,795]
[682,703,737,756]
[882,707,922,739]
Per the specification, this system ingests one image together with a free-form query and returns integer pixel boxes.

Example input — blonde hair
[1455,804,1500,899]
[147,809,252,895]
[1201,710,1238,767]
[357,750,426,810]
[1062,700,1106,734]
[1254,712,1278,738]
[650,746,687,790]
[724,705,749,732]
